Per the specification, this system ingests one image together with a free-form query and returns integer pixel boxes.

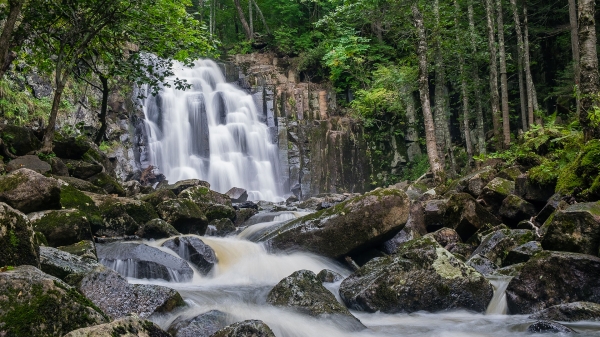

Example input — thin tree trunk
[433,0,447,169]
[454,0,473,165]
[510,0,528,132]
[578,0,600,141]
[569,0,580,114]
[403,86,422,162]
[42,70,69,152]
[248,0,254,37]
[412,4,444,183]
[484,0,502,150]
[94,75,109,145]
[0,0,24,80]
[468,1,486,155]
[523,1,538,125]
[496,0,510,148]
[252,0,270,34]
[233,0,252,40]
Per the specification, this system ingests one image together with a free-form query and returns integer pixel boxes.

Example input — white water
[486,276,513,315]
[142,59,282,201]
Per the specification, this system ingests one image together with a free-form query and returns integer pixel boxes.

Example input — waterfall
[486,275,513,315]
[142,59,283,201]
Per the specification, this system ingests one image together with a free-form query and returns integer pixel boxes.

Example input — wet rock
[6,155,51,174]
[530,302,600,322]
[64,159,104,180]
[210,320,275,337]
[180,186,235,221]
[506,251,600,314]
[479,177,515,213]
[159,179,210,196]
[141,189,177,207]
[499,195,537,227]
[30,209,94,247]
[540,201,600,256]
[262,188,411,259]
[78,266,185,319]
[536,193,564,225]
[40,246,100,282]
[162,236,217,275]
[57,240,98,260]
[226,187,248,203]
[0,202,39,268]
[493,263,525,277]
[444,193,502,242]
[64,317,170,337]
[88,172,126,196]
[97,242,194,281]
[0,168,61,213]
[53,134,91,159]
[466,254,498,276]
[339,236,493,313]
[207,218,236,237]
[235,201,259,210]
[446,242,476,261]
[285,195,299,205]
[157,199,208,234]
[470,229,535,266]
[168,310,228,337]
[381,202,426,254]
[503,241,543,266]
[516,173,556,206]
[317,269,344,283]
[57,176,107,194]
[234,208,258,226]
[136,218,180,240]
[527,321,576,333]
[0,265,108,336]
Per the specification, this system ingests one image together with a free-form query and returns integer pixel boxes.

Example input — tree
[233,0,253,40]
[578,0,600,141]
[0,0,25,79]
[522,0,539,126]
[467,0,486,155]
[484,0,502,150]
[510,0,528,132]
[454,0,473,164]
[496,0,510,147]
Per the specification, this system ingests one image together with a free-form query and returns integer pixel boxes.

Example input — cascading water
[142,59,283,201]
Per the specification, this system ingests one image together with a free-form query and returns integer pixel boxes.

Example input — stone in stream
[529,302,600,322]
[136,218,180,240]
[317,269,344,283]
[0,202,40,268]
[179,185,236,221]
[77,266,185,320]
[339,236,493,313]
[506,251,600,314]
[168,310,229,337]
[207,218,236,237]
[64,317,171,337]
[156,199,208,235]
[527,321,577,333]
[210,320,275,337]
[0,168,61,213]
[226,187,248,203]
[40,246,101,283]
[0,265,108,336]
[162,236,217,275]
[540,201,600,256]
[97,242,194,281]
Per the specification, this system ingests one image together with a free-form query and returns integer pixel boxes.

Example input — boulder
[97,242,194,281]
[381,202,426,254]
[88,194,158,238]
[506,251,600,314]
[541,201,600,256]
[516,173,556,206]
[6,155,51,174]
[234,201,259,210]
[141,189,177,207]
[443,193,502,242]
[0,265,107,336]
[425,227,461,248]
[30,209,94,247]
[479,177,515,213]
[162,236,217,275]
[123,180,143,197]
[261,188,411,259]
[529,302,600,322]
[423,199,447,231]
[470,228,535,266]
[448,166,496,197]
[168,310,228,337]
[159,179,210,196]
[527,321,577,333]
[0,202,39,268]
[157,199,208,234]
[0,125,41,155]
[136,218,180,240]
[53,134,91,159]
[535,193,564,225]
[48,157,69,176]
[496,166,523,181]
[64,317,170,337]
[64,160,104,180]
[234,208,257,226]
[207,218,236,237]
[210,320,276,337]
[317,269,344,283]
[57,240,98,261]
[499,195,537,227]
[87,172,126,196]
[78,266,185,319]
[57,176,107,194]
[179,186,235,221]
[466,254,498,276]
[40,246,101,283]
[503,241,543,266]
[226,187,248,203]
[0,168,61,213]
[339,236,493,313]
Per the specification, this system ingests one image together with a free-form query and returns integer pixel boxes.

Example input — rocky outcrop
[0,202,39,268]
[529,302,600,322]
[541,201,600,256]
[0,168,61,213]
[0,125,41,155]
[339,236,493,313]
[168,310,228,337]
[0,265,108,336]
[64,317,171,337]
[209,320,276,337]
[162,236,217,275]
[506,251,600,314]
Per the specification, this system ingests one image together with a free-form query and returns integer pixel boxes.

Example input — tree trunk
[42,71,69,152]
[578,0,600,141]
[412,4,444,183]
[233,0,252,40]
[248,0,254,37]
[402,86,421,162]
[94,75,109,145]
[433,0,447,169]
[523,0,538,126]
[484,0,503,150]
[252,0,270,34]
[455,0,473,165]
[468,1,486,155]
[569,0,580,114]
[496,0,511,148]
[0,0,24,80]
[510,0,528,132]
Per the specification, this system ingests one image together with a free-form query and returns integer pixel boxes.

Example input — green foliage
[322,29,370,85]
[398,154,430,182]
[0,78,52,125]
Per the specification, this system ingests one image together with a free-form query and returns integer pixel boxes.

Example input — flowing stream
[142,59,283,201]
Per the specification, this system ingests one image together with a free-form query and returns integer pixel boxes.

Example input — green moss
[60,185,102,225]
[8,230,19,247]
[0,172,26,192]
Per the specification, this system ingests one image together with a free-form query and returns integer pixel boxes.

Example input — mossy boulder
[0,202,40,268]
[57,176,107,194]
[207,218,236,237]
[447,166,497,197]
[48,157,69,176]
[339,236,493,313]
[499,195,537,227]
[53,133,91,160]
[179,186,235,221]
[87,172,126,196]
[497,166,523,181]
[30,209,94,247]
[556,139,600,200]
[136,218,180,240]
[423,199,447,231]
[88,194,158,237]
[516,173,556,206]
[168,310,228,337]
[64,159,104,180]
[479,177,515,213]
[6,155,51,174]
[40,246,101,283]
[0,265,108,336]
[234,208,258,226]
[443,193,502,242]
[503,241,543,266]
[466,254,498,275]
[157,199,208,234]
[540,201,600,256]
[159,179,210,196]
[317,269,344,283]
[0,125,41,155]
[64,317,171,337]
[0,168,61,213]
[210,320,276,337]
[140,189,177,207]
[506,251,600,314]
[57,240,97,261]
[529,302,600,322]
[469,228,535,266]
[162,236,217,275]
[260,188,410,259]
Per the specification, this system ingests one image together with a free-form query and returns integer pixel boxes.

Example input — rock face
[6,155,52,174]
[157,199,208,234]
[97,242,194,281]
[262,188,411,259]
[339,237,493,313]
[210,320,276,337]
[526,321,576,333]
[226,187,248,202]
[0,125,41,155]
[78,266,185,319]
[30,209,94,247]
[541,201,600,256]
[168,310,228,337]
[162,236,217,275]
[529,302,600,322]
[0,265,108,336]
[136,218,180,240]
[506,251,600,314]
[64,317,171,337]
[0,203,39,268]
[0,168,61,213]
[40,246,100,282]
